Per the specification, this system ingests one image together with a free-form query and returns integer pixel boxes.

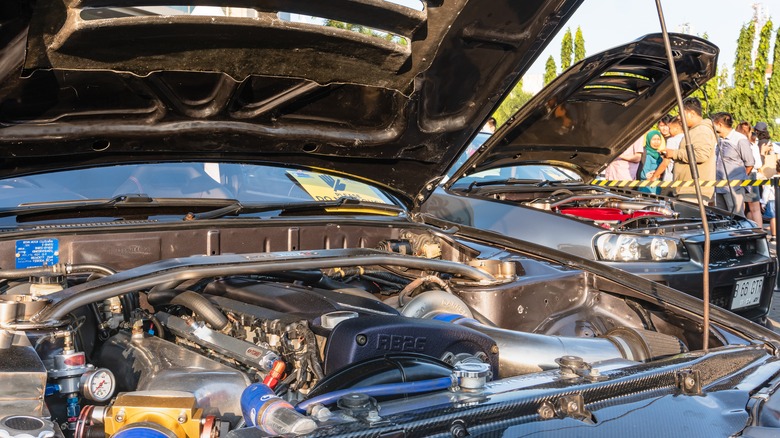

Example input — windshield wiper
[185,196,405,220]
[0,194,404,221]
[543,179,584,185]
[464,178,551,192]
[0,194,241,219]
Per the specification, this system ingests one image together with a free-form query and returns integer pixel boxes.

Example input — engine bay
[480,185,746,231]
[0,223,721,437]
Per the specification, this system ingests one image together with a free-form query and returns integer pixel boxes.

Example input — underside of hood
[450,33,718,181]
[0,0,583,208]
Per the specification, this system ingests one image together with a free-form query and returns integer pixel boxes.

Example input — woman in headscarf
[636,129,667,194]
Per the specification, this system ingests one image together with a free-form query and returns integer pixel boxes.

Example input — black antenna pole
[654,0,712,350]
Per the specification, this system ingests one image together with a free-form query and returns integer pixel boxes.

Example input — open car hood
[0,0,583,209]
[449,33,718,182]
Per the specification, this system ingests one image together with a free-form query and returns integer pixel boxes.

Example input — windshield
[0,163,395,208]
[454,165,582,186]
[448,132,582,186]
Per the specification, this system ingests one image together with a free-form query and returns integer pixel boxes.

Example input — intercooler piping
[549,194,633,209]
[602,201,675,217]
[156,312,279,372]
[432,314,687,378]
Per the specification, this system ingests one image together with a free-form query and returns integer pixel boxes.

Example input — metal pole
[774,176,779,288]
[654,0,711,350]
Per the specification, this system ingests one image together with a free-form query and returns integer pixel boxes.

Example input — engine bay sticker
[15,239,59,269]
[286,170,391,204]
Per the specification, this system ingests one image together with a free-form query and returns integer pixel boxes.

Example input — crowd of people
[606,97,778,241]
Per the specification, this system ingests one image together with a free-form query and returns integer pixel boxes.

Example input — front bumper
[605,255,777,323]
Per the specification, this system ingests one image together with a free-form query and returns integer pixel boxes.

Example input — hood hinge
[411,175,445,214]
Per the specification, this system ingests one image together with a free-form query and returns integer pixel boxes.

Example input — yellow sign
[287,170,390,204]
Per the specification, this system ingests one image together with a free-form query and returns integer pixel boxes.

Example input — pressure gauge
[80,368,116,402]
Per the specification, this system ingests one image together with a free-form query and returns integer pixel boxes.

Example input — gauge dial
[80,368,115,402]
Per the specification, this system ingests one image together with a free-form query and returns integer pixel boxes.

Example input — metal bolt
[366,410,381,422]
[567,401,579,412]
[311,405,332,421]
[537,403,555,420]
[490,345,499,354]
[684,376,696,390]
[450,421,468,438]
[115,410,126,423]
[178,412,187,424]
[356,334,368,346]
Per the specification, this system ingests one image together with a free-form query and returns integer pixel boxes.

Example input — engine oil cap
[453,362,491,390]
[338,393,371,409]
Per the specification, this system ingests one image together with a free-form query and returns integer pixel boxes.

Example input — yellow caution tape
[589,179,779,188]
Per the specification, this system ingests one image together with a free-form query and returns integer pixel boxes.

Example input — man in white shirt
[663,117,683,181]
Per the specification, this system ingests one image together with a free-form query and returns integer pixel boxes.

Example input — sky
[527,0,776,77]
[390,0,776,81]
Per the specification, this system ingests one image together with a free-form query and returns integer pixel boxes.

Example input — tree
[752,19,773,120]
[492,79,533,126]
[560,28,573,70]
[727,21,756,124]
[574,27,586,63]
[719,66,730,91]
[544,55,557,85]
[692,73,721,117]
[766,24,780,136]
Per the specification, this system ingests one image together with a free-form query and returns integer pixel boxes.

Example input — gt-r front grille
[707,240,759,263]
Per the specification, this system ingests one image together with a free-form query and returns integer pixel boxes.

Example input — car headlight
[595,234,688,262]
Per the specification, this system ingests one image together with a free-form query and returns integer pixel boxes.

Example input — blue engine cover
[323,315,498,376]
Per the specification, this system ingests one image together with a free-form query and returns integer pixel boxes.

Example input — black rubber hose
[263,270,350,291]
[149,280,186,294]
[170,290,229,331]
[360,271,410,284]
[360,274,406,290]
[120,294,134,322]
[146,289,182,306]
[149,315,166,338]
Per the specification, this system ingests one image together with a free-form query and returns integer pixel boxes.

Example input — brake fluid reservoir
[29,276,64,297]
[6,276,64,298]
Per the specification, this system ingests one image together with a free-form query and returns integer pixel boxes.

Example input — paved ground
[769,289,780,328]
[763,229,780,329]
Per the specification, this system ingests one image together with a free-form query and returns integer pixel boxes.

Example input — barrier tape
[589,179,779,188]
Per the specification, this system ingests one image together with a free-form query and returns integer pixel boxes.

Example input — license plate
[731,276,764,310]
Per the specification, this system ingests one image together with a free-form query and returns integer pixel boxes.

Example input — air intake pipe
[432,314,686,378]
[603,201,675,217]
